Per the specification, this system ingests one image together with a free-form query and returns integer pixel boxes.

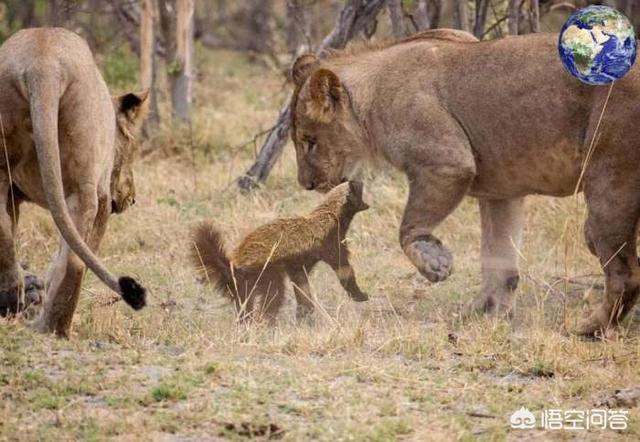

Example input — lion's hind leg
[577,172,640,337]
[34,191,103,336]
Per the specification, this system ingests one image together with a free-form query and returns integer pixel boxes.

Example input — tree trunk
[237,0,387,191]
[141,0,160,128]
[508,0,519,35]
[48,0,72,26]
[474,0,489,39]
[412,0,431,31]
[245,0,274,54]
[454,0,470,33]
[387,0,406,39]
[7,0,39,28]
[158,0,176,62]
[287,0,312,55]
[530,0,540,33]
[170,0,194,123]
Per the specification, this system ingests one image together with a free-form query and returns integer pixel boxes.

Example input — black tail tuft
[191,222,233,293]
[118,276,147,310]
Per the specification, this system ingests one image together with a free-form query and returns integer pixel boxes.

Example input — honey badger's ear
[307,69,343,123]
[292,53,319,87]
[115,90,149,126]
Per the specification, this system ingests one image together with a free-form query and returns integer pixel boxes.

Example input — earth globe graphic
[558,5,637,85]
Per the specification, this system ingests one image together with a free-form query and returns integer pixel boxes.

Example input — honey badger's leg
[258,273,285,323]
[289,267,316,321]
[465,198,524,316]
[577,171,640,336]
[325,244,369,302]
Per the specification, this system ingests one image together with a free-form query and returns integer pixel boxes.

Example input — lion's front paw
[576,304,613,338]
[405,236,453,283]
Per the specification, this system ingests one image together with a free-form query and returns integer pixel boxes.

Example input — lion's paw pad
[407,238,453,283]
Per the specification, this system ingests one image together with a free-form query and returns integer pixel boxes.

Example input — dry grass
[1,47,639,441]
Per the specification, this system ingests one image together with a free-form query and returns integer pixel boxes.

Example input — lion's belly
[4,127,49,208]
[468,140,583,199]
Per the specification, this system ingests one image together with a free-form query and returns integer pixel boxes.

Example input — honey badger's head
[346,180,369,213]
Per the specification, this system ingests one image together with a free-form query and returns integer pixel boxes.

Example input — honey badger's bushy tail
[191,222,233,294]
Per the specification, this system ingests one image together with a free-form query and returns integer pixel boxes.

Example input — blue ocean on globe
[558,5,637,85]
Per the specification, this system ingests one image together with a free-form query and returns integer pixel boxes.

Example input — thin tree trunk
[48,0,72,26]
[454,0,470,33]
[413,0,430,31]
[141,0,160,127]
[245,0,274,54]
[530,0,540,33]
[287,0,312,55]
[508,0,519,35]
[237,0,387,191]
[10,0,38,28]
[474,0,489,39]
[387,0,406,39]
[171,0,194,123]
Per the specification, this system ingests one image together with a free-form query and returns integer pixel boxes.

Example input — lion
[290,29,640,337]
[191,181,369,322]
[0,28,148,336]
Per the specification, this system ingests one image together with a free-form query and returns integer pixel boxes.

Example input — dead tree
[454,0,470,33]
[529,0,540,33]
[474,0,490,39]
[387,0,406,38]
[159,0,194,123]
[237,0,387,191]
[48,0,72,26]
[412,0,431,31]
[508,0,520,35]
[172,0,194,122]
[140,0,160,127]
[287,0,313,55]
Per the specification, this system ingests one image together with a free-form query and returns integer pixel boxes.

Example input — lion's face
[111,91,148,214]
[291,55,367,193]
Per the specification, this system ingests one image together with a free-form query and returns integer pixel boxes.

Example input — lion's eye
[307,141,317,154]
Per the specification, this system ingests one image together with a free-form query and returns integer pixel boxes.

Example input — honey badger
[191,181,370,322]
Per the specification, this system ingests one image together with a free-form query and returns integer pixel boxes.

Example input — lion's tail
[25,62,146,311]
[191,222,234,294]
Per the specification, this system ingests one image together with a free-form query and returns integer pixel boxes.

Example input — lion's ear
[307,69,342,123]
[115,90,149,126]
[292,54,319,87]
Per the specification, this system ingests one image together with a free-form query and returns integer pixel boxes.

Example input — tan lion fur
[192,181,369,322]
[290,28,640,336]
[0,28,148,336]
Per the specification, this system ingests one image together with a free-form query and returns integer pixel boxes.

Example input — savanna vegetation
[0,1,639,440]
